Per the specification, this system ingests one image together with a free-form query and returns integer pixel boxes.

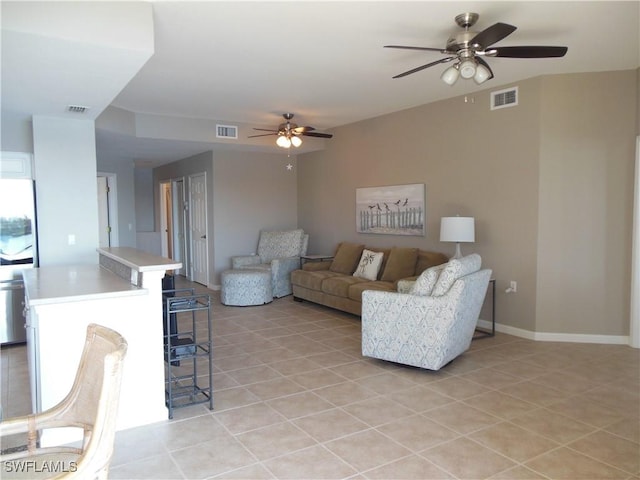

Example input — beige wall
[536,71,637,336]
[298,70,637,338]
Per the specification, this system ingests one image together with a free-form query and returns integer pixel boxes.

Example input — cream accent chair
[0,324,128,479]
[231,228,308,298]
[361,254,491,370]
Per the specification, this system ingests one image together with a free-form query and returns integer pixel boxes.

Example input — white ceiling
[3,1,639,163]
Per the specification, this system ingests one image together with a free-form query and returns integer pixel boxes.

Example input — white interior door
[189,173,208,285]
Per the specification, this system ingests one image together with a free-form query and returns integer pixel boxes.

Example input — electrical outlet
[509,281,517,293]
[68,234,76,246]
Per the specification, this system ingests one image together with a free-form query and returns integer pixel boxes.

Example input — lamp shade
[440,217,475,243]
[440,64,460,85]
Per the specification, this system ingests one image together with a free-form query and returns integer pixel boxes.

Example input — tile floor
[1,279,639,479]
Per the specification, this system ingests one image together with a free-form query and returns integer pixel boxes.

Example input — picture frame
[356,183,425,236]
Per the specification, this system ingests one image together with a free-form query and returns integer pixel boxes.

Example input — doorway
[159,178,190,278]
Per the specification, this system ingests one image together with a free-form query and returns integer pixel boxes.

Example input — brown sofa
[291,242,448,316]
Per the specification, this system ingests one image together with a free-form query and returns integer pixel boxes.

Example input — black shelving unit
[162,286,213,419]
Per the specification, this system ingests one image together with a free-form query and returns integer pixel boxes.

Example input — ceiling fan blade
[293,126,315,134]
[392,56,455,79]
[476,57,494,80]
[252,128,278,132]
[488,45,568,58]
[384,45,446,53]
[302,131,333,138]
[470,22,517,48]
[248,133,277,138]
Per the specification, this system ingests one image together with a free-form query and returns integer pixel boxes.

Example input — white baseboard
[209,283,220,291]
[477,319,630,345]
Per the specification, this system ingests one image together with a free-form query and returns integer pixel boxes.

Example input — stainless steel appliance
[0,178,37,345]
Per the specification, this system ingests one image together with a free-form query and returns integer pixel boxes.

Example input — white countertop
[98,247,182,272]
[23,265,146,306]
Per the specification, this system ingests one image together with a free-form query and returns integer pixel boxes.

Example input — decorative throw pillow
[352,249,384,281]
[431,254,482,297]
[410,264,446,296]
[329,242,365,274]
[380,247,418,282]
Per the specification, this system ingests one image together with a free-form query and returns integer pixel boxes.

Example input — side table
[474,278,496,338]
[300,254,334,267]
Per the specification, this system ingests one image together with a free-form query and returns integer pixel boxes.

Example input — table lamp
[440,216,475,259]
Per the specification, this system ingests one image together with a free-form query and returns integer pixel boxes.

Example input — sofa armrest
[232,255,261,269]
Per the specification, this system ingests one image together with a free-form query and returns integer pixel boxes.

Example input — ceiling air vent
[67,105,90,114]
[216,124,238,139]
[490,87,518,110]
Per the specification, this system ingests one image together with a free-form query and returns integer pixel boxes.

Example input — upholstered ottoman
[220,269,272,306]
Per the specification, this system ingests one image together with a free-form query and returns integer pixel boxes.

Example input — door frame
[97,172,118,247]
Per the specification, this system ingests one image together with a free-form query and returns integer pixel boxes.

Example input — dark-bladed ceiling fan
[385,12,568,85]
[249,113,333,149]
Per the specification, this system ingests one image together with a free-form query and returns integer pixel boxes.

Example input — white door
[160,182,172,258]
[97,176,111,247]
[189,173,208,285]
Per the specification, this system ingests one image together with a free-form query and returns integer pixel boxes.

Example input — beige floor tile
[236,422,316,461]
[313,380,377,407]
[211,386,260,411]
[363,454,453,479]
[288,368,349,390]
[225,364,282,386]
[171,437,257,479]
[245,377,305,401]
[525,446,629,479]
[109,453,184,479]
[491,359,549,379]
[341,395,414,427]
[422,437,516,479]
[293,408,369,442]
[568,430,640,474]
[460,366,522,389]
[425,401,501,434]
[376,414,459,452]
[261,445,356,479]
[464,390,538,420]
[325,429,412,472]
[546,396,626,428]
[605,417,640,443]
[509,408,598,444]
[329,360,388,380]
[353,371,417,394]
[386,384,455,413]
[268,357,322,376]
[469,421,559,462]
[499,379,570,406]
[210,462,275,479]
[266,391,334,419]
[214,403,285,435]
[488,464,549,479]
[425,376,491,400]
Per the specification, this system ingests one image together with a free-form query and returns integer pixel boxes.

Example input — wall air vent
[216,124,238,139]
[490,87,518,110]
[67,105,90,114]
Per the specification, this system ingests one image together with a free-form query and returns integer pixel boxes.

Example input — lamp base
[451,243,463,259]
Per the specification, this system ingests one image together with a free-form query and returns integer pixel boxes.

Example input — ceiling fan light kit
[249,113,333,150]
[386,12,568,86]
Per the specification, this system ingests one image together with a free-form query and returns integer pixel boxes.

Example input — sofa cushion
[415,250,449,275]
[291,269,341,291]
[348,281,395,302]
[258,229,305,262]
[321,275,368,297]
[353,249,384,281]
[431,254,482,296]
[380,247,418,282]
[329,242,364,274]
[410,264,446,296]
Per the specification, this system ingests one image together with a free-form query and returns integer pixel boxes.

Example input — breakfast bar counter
[24,249,181,446]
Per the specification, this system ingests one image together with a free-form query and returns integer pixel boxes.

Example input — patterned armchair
[361,254,491,370]
[232,229,308,298]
